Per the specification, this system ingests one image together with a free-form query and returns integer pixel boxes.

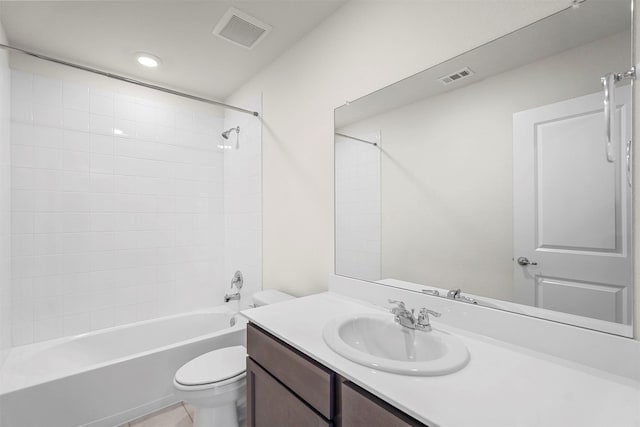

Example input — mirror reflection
[334,0,634,336]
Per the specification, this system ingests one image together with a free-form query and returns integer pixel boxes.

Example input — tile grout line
[182,402,193,422]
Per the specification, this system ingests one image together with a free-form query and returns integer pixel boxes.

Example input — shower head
[222,126,240,140]
[218,125,240,150]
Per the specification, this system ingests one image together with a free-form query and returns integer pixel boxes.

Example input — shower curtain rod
[334,132,378,146]
[0,43,259,117]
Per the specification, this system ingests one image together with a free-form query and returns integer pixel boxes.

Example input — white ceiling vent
[212,8,272,49]
[437,67,475,85]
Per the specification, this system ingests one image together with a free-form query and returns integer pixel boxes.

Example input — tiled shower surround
[334,136,380,281]
[8,69,254,346]
[223,103,262,304]
[0,34,10,365]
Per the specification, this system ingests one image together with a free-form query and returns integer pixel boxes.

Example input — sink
[322,313,469,376]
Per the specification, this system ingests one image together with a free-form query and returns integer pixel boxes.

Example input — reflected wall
[374,31,628,301]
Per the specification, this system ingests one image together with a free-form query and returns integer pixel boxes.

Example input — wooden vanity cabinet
[246,323,427,427]
[246,322,334,427]
[246,357,330,427]
[338,380,423,427]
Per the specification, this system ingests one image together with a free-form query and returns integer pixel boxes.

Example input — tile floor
[122,402,194,427]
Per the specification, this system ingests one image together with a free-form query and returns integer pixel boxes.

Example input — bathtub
[0,305,247,427]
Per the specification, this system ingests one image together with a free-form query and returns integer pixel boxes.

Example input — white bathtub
[0,305,247,427]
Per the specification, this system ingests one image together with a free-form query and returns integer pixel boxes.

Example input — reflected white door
[513,88,632,324]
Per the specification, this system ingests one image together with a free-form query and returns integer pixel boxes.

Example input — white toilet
[173,290,294,427]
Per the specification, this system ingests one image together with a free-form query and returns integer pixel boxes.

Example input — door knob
[517,257,538,266]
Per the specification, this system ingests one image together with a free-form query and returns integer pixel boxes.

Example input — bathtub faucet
[224,270,244,302]
[224,292,240,302]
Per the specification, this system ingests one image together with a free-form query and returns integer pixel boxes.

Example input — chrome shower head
[222,126,240,139]
[218,125,240,150]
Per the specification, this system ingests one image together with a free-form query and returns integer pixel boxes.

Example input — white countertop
[242,292,640,427]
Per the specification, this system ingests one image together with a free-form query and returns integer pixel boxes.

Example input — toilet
[173,290,294,427]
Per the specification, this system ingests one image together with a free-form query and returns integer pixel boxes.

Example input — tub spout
[224,292,241,302]
[224,270,243,303]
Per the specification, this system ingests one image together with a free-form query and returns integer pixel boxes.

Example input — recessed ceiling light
[136,53,160,68]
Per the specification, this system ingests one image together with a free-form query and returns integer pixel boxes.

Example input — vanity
[246,322,424,427]
[242,283,640,427]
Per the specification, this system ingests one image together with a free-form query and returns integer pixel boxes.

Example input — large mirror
[334,0,635,336]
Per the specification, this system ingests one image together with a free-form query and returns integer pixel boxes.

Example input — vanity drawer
[247,357,331,427]
[247,323,335,419]
[340,381,426,427]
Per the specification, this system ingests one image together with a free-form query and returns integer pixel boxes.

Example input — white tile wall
[223,99,262,306]
[335,135,381,281]
[0,34,11,365]
[9,69,227,345]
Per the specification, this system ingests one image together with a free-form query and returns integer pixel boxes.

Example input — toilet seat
[175,345,246,388]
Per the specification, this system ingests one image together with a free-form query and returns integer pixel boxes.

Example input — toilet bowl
[174,290,294,427]
[173,345,247,427]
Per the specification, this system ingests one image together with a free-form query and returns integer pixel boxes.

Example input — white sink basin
[322,313,469,376]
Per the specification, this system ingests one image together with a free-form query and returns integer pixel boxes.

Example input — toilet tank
[252,290,294,307]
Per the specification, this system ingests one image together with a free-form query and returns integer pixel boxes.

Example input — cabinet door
[247,357,331,427]
[247,323,334,418]
[340,381,426,427]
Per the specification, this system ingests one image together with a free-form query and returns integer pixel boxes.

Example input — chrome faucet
[446,288,478,304]
[224,270,244,302]
[416,307,442,332]
[447,288,461,299]
[224,293,240,302]
[388,299,441,332]
[389,300,415,328]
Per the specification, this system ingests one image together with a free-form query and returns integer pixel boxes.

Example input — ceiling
[0,1,346,100]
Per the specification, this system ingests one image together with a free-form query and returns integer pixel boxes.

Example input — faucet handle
[387,299,407,314]
[459,295,478,305]
[230,270,243,289]
[415,308,441,332]
[388,299,407,315]
[420,308,441,318]
[388,299,406,309]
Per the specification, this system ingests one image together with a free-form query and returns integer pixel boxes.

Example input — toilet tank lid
[175,345,246,386]
[252,290,294,306]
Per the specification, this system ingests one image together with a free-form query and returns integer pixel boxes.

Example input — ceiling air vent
[437,67,475,85]
[212,8,272,49]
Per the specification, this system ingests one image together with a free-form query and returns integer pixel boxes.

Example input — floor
[122,402,194,427]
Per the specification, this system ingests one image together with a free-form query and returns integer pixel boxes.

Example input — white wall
[0,10,11,365]
[335,31,629,303]
[8,57,227,345]
[335,133,380,281]
[226,0,568,297]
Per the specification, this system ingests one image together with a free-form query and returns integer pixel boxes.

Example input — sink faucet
[416,307,442,332]
[446,288,478,305]
[388,300,441,332]
[447,288,461,299]
[224,270,244,302]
